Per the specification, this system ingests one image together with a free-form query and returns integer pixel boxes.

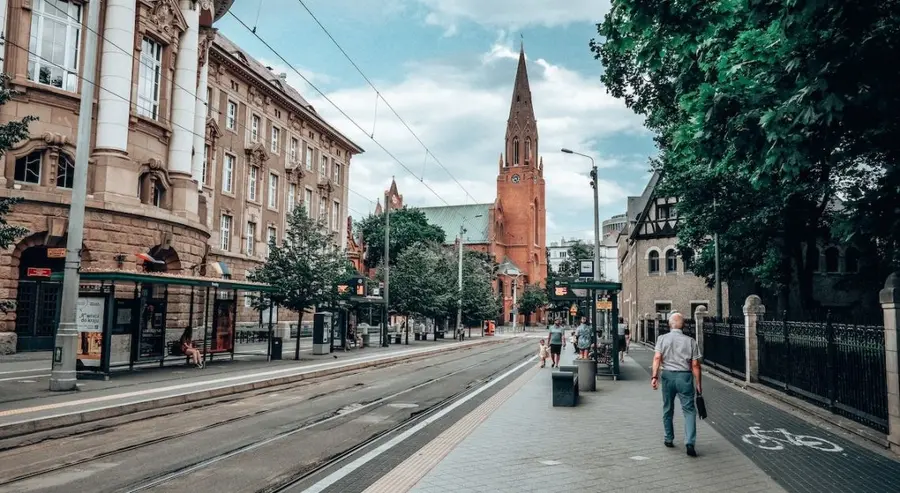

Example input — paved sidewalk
[374,346,784,492]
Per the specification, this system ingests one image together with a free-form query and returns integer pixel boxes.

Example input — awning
[50,269,275,292]
[209,261,231,277]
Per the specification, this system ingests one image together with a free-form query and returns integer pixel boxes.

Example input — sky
[216,0,657,244]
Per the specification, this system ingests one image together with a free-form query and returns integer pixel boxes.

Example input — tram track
[0,340,533,493]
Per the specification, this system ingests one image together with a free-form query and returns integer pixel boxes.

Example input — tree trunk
[294,310,304,360]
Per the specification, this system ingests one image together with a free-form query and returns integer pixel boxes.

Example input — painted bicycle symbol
[741,426,843,453]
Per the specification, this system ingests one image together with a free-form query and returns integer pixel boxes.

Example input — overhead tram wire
[228,12,483,233]
[294,0,479,205]
[1,35,381,215]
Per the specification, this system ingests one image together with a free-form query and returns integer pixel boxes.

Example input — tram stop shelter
[549,278,622,379]
[47,269,277,378]
[334,275,386,350]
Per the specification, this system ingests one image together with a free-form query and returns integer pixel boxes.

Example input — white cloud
[266,39,649,242]
[416,0,607,32]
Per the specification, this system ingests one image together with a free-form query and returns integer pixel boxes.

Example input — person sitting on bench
[179,331,203,369]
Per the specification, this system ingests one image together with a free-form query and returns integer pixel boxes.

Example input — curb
[0,337,508,441]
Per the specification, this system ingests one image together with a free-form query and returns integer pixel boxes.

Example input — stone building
[361,45,547,326]
[0,0,361,354]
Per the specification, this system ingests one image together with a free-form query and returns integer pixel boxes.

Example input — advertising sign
[76,296,106,362]
[211,299,235,353]
[27,267,51,277]
[138,298,166,360]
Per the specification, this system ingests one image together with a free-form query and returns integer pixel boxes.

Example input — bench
[552,370,579,407]
[168,339,205,365]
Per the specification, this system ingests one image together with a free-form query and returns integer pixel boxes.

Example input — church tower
[496,43,547,300]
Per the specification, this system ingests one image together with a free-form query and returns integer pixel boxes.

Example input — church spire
[504,42,538,168]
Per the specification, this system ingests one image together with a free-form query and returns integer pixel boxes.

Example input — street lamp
[458,214,483,340]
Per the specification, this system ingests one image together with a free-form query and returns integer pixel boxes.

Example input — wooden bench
[552,370,579,407]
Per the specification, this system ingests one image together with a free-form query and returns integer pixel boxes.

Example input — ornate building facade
[0,0,361,353]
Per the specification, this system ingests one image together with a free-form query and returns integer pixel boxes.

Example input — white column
[95,0,137,152]
[0,0,7,74]
[167,0,200,175]
[191,32,210,188]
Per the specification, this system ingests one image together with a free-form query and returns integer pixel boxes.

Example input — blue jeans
[661,371,697,446]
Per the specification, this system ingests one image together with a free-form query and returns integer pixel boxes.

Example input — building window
[824,247,840,273]
[305,144,313,170]
[845,248,859,272]
[682,248,694,272]
[512,137,520,165]
[320,155,327,176]
[268,173,278,208]
[14,151,42,184]
[201,145,210,185]
[271,126,280,153]
[648,250,660,274]
[332,201,340,231]
[230,80,239,91]
[27,0,82,92]
[290,138,298,162]
[559,251,567,258]
[152,182,165,207]
[274,109,282,119]
[246,222,256,255]
[56,153,74,188]
[655,303,672,318]
[267,226,277,256]
[319,196,326,220]
[251,114,260,141]
[656,204,671,220]
[137,37,163,119]
[226,101,237,130]
[287,183,296,213]
[333,164,341,184]
[665,249,677,273]
[220,214,232,250]
[248,166,258,201]
[222,154,234,192]
[305,189,313,217]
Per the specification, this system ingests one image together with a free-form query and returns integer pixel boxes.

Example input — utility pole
[49,0,102,391]
[457,224,464,340]
[511,274,519,331]
[714,198,722,317]
[382,186,391,347]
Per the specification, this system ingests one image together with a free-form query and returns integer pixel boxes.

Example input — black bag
[696,392,708,420]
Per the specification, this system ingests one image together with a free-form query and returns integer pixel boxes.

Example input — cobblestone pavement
[396,347,785,492]
[627,345,900,493]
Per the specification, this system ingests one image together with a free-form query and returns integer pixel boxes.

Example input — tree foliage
[1,74,36,313]
[593,0,900,310]
[356,207,446,269]
[517,283,548,325]
[556,240,594,277]
[386,242,455,319]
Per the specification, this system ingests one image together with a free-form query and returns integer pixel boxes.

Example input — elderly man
[651,312,702,457]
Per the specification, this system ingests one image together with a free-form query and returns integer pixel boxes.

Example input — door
[15,280,62,352]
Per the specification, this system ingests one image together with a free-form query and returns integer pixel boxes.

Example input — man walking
[650,312,702,457]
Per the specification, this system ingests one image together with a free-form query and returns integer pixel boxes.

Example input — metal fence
[702,316,746,377]
[756,313,887,433]
[682,318,696,338]
[646,320,656,346]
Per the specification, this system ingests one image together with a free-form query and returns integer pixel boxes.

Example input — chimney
[279,73,287,82]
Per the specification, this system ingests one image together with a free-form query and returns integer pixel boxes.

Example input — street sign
[579,260,594,278]
[27,267,51,277]
[596,300,612,310]
[554,286,568,297]
[47,248,66,258]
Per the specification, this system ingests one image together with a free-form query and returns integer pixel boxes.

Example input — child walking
[538,339,550,368]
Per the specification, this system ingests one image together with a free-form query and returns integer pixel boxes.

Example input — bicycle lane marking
[628,349,900,493]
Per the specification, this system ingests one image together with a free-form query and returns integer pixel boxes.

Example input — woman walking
[547,319,566,368]
[577,317,593,359]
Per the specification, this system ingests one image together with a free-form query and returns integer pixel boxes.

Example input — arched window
[533,200,539,245]
[512,137,520,165]
[845,248,859,272]
[665,249,678,273]
[14,151,43,184]
[525,138,532,161]
[56,153,75,188]
[807,245,820,272]
[682,248,694,272]
[648,250,660,273]
[824,247,840,273]
[152,182,165,207]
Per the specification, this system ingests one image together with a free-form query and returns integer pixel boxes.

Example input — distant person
[618,317,628,363]
[538,339,550,368]
[651,312,702,457]
[576,317,593,359]
[569,330,578,354]
[547,319,565,368]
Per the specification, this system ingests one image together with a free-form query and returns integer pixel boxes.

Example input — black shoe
[664,441,674,448]
[686,444,697,457]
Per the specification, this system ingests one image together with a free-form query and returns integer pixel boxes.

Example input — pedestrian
[569,330,578,354]
[547,319,565,368]
[576,317,592,360]
[617,317,628,363]
[651,312,702,457]
[538,339,550,368]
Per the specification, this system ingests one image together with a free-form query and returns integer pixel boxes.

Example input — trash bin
[271,337,283,360]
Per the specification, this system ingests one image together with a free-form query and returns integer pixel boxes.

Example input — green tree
[249,204,349,359]
[557,241,593,277]
[517,283,548,327]
[592,1,900,310]
[386,242,455,321]
[357,207,446,270]
[451,249,499,328]
[1,74,37,313]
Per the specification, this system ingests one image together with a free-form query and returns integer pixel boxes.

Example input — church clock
[511,174,521,183]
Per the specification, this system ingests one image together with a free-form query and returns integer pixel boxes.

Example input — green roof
[418,203,492,245]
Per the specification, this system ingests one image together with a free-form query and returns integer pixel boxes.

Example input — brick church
[354,44,547,326]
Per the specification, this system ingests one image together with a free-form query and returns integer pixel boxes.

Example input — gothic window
[648,250,660,273]
[513,137,520,165]
[14,151,42,184]
[533,200,539,245]
[56,153,74,188]
[27,0,82,92]
[824,247,840,273]
[525,138,532,161]
[845,247,859,273]
[665,249,677,273]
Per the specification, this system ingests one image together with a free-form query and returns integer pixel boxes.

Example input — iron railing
[682,318,696,338]
[646,320,656,346]
[757,312,887,433]
[702,316,745,377]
